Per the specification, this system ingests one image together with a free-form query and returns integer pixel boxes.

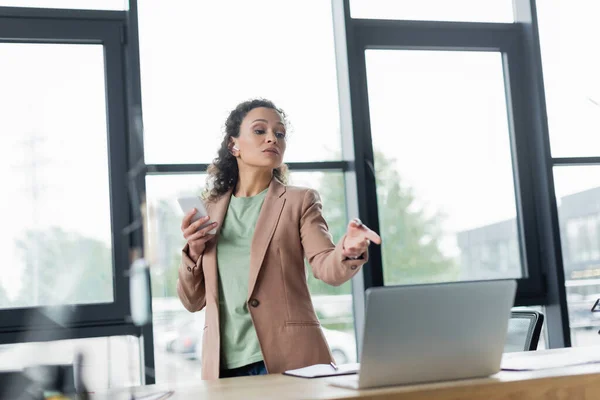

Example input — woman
[177,99,381,380]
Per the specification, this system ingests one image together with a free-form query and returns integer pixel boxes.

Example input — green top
[217,188,268,369]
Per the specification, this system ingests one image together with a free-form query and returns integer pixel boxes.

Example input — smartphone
[177,196,217,235]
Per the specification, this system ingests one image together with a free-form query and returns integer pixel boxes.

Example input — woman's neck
[235,168,273,197]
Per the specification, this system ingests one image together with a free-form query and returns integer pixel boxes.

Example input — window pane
[0,0,126,9]
[0,44,113,309]
[538,1,600,157]
[145,174,205,384]
[289,172,356,365]
[350,0,513,23]
[138,1,343,164]
[145,171,355,383]
[0,336,139,396]
[364,50,522,285]
[554,166,600,346]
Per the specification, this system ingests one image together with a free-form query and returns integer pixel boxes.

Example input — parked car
[164,311,205,360]
[322,328,357,364]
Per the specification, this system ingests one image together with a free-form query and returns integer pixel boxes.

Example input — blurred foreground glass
[0,336,140,394]
[0,43,113,308]
[364,50,523,286]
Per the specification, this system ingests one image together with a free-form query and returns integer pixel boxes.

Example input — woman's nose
[266,130,277,143]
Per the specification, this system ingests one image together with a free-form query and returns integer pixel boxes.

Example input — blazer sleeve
[300,189,368,286]
[176,243,207,312]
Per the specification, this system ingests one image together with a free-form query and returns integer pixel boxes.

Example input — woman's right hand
[181,209,219,262]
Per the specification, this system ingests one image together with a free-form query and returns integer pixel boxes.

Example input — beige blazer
[176,178,368,380]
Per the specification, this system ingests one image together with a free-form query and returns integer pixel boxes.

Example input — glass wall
[538,0,600,158]
[1,0,590,387]
[138,0,343,164]
[0,43,113,309]
[553,167,600,347]
[137,0,356,383]
[144,174,205,383]
[538,0,600,346]
[364,49,522,286]
[144,171,355,381]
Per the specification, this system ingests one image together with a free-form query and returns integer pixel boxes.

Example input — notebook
[283,363,359,378]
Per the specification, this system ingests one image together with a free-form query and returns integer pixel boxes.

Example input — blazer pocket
[285,321,321,327]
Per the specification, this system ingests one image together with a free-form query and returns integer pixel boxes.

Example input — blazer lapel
[247,179,286,300]
[203,190,232,300]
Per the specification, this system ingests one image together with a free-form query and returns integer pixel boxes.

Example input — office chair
[503,310,544,353]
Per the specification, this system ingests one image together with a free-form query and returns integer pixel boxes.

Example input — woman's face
[232,107,287,170]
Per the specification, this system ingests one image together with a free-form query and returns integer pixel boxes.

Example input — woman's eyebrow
[251,119,285,127]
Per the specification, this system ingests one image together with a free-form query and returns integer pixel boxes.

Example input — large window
[145,171,355,382]
[137,0,356,382]
[554,167,600,346]
[0,13,133,327]
[0,11,143,377]
[537,0,600,347]
[364,50,522,285]
[538,0,600,158]
[0,43,113,309]
[288,172,356,365]
[138,0,343,164]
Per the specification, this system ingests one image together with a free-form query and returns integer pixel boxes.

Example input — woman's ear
[229,139,239,155]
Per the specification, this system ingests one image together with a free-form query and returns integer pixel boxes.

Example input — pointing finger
[363,228,381,245]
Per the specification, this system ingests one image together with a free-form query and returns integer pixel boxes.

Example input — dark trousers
[220,360,268,379]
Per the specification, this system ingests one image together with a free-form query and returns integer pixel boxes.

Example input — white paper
[283,363,360,378]
[501,351,600,371]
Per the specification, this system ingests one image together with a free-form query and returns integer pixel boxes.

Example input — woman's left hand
[342,218,382,259]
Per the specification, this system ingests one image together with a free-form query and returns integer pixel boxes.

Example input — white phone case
[177,196,217,235]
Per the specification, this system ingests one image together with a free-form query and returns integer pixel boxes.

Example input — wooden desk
[94,347,600,399]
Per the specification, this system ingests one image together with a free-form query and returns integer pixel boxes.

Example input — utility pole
[14,129,48,306]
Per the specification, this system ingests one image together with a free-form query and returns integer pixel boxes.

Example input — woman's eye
[254,129,266,134]
[276,132,286,139]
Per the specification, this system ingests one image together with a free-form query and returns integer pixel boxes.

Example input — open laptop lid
[358,279,517,389]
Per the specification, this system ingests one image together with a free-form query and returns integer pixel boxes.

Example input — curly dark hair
[203,98,289,201]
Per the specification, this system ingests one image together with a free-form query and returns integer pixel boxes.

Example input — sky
[1,0,600,302]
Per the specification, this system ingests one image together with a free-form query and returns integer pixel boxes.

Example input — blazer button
[350,265,358,270]
[249,298,260,308]
[187,266,192,272]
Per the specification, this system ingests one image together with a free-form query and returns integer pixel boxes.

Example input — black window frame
[0,5,146,354]
[332,0,570,348]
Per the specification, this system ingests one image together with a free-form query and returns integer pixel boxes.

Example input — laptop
[328,279,517,389]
